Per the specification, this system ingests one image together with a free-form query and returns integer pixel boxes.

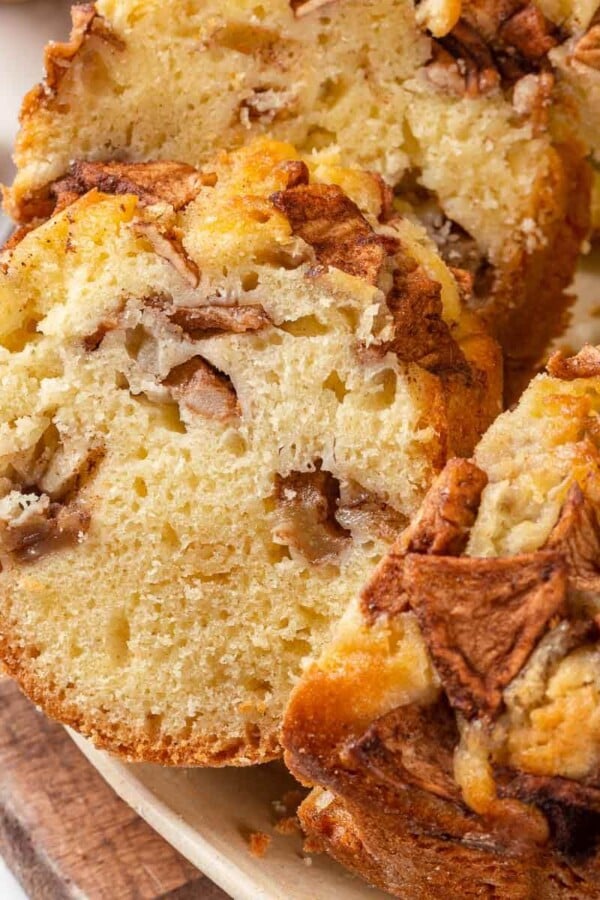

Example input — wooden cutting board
[0,677,229,899]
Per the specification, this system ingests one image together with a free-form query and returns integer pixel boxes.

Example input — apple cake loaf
[0,139,500,764]
[2,0,591,390]
[284,344,600,897]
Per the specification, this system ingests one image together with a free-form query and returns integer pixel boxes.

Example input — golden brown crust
[372,262,501,460]
[499,772,600,857]
[0,632,281,765]
[287,687,503,848]
[2,184,54,228]
[547,345,600,381]
[0,223,38,254]
[363,252,501,459]
[443,313,504,458]
[488,141,591,402]
[405,551,567,718]
[299,790,600,899]
[43,3,96,82]
[392,141,588,404]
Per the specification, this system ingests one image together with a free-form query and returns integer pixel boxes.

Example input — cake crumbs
[248,831,271,858]
[275,815,301,836]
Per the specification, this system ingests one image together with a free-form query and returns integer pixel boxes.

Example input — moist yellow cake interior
[0,140,497,762]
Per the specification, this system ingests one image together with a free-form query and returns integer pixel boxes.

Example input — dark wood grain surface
[0,677,229,899]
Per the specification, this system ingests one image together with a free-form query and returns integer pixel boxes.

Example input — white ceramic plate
[3,7,600,900]
[71,732,391,900]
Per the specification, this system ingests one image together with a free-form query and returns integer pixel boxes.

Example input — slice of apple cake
[0,139,500,764]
